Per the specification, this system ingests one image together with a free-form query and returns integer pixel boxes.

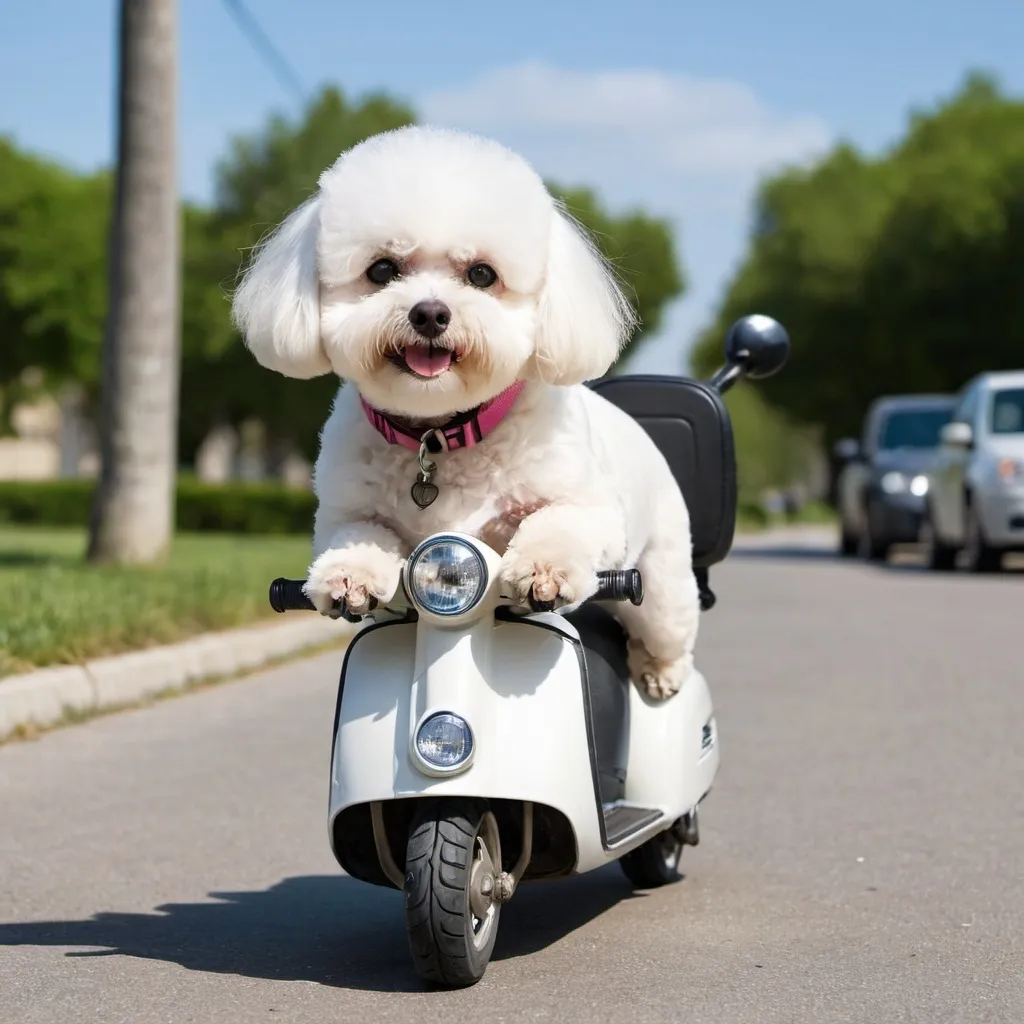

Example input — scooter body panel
[624,664,719,814]
[329,615,606,869]
[328,610,719,875]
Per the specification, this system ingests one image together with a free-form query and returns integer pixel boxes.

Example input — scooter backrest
[588,374,737,568]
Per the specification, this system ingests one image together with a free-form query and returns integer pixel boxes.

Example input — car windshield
[877,408,952,450]
[990,388,1024,435]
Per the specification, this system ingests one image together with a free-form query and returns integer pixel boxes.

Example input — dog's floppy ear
[529,204,637,386]
[231,195,331,379]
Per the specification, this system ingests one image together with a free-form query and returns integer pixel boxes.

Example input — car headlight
[415,712,473,770]
[880,471,909,494]
[880,471,929,497]
[407,536,487,615]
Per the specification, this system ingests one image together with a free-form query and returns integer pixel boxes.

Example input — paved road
[2,530,1022,1023]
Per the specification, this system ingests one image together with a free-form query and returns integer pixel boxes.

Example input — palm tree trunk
[88,0,180,564]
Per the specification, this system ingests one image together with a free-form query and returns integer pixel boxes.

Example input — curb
[0,616,351,742]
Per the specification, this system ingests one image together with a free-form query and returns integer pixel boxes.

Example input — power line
[221,0,307,104]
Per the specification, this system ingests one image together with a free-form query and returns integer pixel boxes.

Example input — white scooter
[269,314,789,988]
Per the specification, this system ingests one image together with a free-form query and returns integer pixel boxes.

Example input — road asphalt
[2,529,1021,1023]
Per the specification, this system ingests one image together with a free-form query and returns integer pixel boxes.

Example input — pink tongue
[403,345,453,377]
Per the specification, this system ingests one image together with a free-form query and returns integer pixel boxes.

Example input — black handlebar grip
[269,578,315,613]
[595,569,644,606]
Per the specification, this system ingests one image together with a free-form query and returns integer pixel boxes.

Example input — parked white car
[922,370,1024,572]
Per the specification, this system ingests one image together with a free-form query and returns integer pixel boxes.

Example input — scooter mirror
[723,315,790,380]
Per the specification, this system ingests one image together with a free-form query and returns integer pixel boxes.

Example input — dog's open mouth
[388,343,461,379]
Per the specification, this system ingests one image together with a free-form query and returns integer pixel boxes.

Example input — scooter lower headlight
[408,537,487,615]
[416,712,473,770]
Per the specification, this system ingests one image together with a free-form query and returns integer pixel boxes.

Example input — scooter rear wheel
[404,798,501,988]
[619,829,684,888]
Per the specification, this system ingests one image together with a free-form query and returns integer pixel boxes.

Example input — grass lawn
[0,527,314,678]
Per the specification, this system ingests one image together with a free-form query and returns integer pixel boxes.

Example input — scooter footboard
[327,616,608,879]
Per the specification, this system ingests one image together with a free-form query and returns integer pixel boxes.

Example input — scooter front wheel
[404,798,502,988]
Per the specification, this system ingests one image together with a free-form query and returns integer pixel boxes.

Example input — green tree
[0,139,110,405]
[690,143,900,438]
[859,75,1024,401]
[693,73,1024,446]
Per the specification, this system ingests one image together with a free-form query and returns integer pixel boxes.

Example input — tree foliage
[692,73,1024,444]
[0,139,110,405]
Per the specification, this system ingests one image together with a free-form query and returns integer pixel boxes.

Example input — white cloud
[422,63,830,177]
[420,63,833,374]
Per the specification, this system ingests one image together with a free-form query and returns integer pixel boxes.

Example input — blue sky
[3,0,1023,374]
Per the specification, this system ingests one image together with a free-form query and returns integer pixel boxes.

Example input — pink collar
[360,380,526,454]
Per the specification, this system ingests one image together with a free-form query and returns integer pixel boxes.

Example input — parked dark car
[834,395,955,560]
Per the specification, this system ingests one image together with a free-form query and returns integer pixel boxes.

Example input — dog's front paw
[304,547,401,621]
[500,553,596,613]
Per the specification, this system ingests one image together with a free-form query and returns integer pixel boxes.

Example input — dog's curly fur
[231,125,699,700]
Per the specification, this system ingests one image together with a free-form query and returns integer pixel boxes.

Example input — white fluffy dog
[232,125,700,699]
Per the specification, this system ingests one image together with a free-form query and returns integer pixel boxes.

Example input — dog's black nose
[408,299,451,339]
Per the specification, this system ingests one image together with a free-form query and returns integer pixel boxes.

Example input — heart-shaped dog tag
[411,480,439,509]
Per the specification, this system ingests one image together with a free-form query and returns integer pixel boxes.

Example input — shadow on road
[0,867,643,992]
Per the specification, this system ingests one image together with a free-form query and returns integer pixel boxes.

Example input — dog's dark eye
[467,263,497,288]
[366,258,399,285]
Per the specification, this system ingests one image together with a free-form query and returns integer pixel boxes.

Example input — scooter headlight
[415,712,473,770]
[407,537,487,616]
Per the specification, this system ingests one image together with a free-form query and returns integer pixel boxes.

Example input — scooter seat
[588,374,737,568]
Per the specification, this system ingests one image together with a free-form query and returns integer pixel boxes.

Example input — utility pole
[88,0,180,564]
